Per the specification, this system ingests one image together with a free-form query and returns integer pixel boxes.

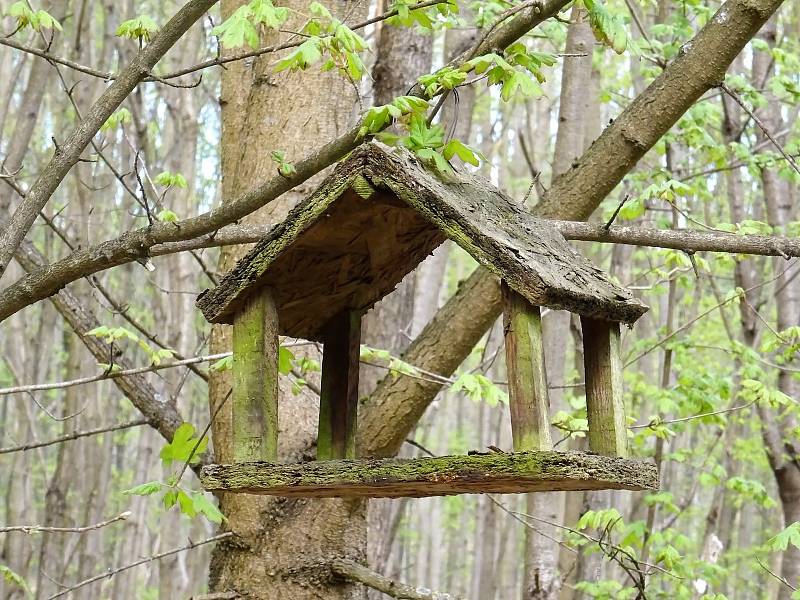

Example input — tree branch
[0,0,571,323]
[0,419,149,455]
[0,0,220,281]
[13,240,190,446]
[359,0,788,457]
[46,532,233,599]
[331,558,462,600]
[0,352,228,396]
[146,220,800,259]
[0,512,131,534]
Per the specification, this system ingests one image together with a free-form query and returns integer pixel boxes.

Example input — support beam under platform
[199,451,659,499]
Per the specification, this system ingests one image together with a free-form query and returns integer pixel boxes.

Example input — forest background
[1,0,799,598]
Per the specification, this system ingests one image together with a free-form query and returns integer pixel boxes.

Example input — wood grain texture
[197,143,648,335]
[317,311,361,460]
[502,282,552,452]
[581,318,627,457]
[232,291,279,462]
[199,451,659,498]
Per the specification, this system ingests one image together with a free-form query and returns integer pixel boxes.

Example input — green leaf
[101,108,132,132]
[443,139,483,166]
[271,150,297,176]
[157,209,179,223]
[249,0,288,29]
[176,490,197,517]
[34,9,61,31]
[160,423,208,467]
[155,171,188,188]
[192,492,225,523]
[122,481,163,496]
[210,355,233,372]
[654,545,681,570]
[274,37,323,71]
[211,6,259,49]
[116,15,158,41]
[768,522,800,552]
[278,345,295,375]
[500,71,542,102]
[584,0,627,54]
[163,489,179,509]
[8,2,61,32]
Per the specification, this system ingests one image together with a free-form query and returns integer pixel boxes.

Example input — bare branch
[0,419,149,455]
[0,353,229,396]
[0,0,220,280]
[46,532,233,599]
[720,82,800,177]
[331,558,463,600]
[0,0,571,323]
[0,512,131,534]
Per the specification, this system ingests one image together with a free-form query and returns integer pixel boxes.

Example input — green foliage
[155,171,188,188]
[271,150,297,177]
[210,355,233,372]
[211,0,288,49]
[357,96,430,138]
[583,0,627,54]
[122,480,163,496]
[278,345,294,375]
[0,564,31,597]
[159,422,207,467]
[767,522,800,552]
[157,209,179,222]
[387,0,458,28]
[360,344,421,380]
[460,45,555,102]
[116,15,158,41]
[574,580,636,600]
[86,325,175,366]
[101,108,133,132]
[7,1,62,32]
[576,508,623,532]
[123,424,223,524]
[551,410,588,440]
[450,372,507,406]
[739,379,793,409]
[272,3,368,81]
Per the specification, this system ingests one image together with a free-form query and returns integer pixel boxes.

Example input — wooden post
[502,282,552,452]
[232,289,279,462]
[581,318,627,457]
[317,311,361,460]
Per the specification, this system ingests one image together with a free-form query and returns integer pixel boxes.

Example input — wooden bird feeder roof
[197,143,648,339]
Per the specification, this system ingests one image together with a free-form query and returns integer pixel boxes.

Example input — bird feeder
[197,143,659,498]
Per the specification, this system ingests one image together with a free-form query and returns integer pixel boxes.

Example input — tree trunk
[207,1,368,598]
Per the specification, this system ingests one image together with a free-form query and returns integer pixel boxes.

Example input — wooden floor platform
[200,451,659,499]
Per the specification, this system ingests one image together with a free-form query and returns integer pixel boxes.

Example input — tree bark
[207,0,368,597]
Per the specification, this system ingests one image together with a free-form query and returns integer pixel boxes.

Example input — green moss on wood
[197,143,648,329]
[199,451,659,499]
[582,318,628,458]
[232,291,279,462]
[502,283,552,452]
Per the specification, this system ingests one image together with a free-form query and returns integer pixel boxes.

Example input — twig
[0,353,229,396]
[625,260,798,367]
[331,557,463,600]
[0,418,149,455]
[604,195,630,230]
[757,558,797,592]
[629,400,757,429]
[720,82,800,177]
[0,512,131,534]
[46,532,233,599]
[160,0,447,80]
